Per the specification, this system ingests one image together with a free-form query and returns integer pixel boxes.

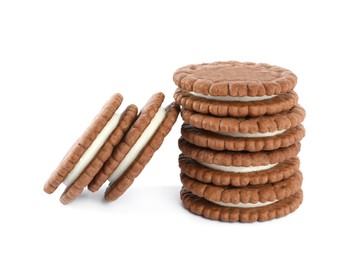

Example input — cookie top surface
[43,93,123,194]
[105,102,180,201]
[173,61,297,97]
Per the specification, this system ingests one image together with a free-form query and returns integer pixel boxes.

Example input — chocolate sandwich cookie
[181,188,303,223]
[179,154,300,187]
[180,171,303,222]
[181,123,305,152]
[181,105,305,136]
[44,94,138,204]
[89,93,180,201]
[173,61,298,117]
[174,88,298,117]
[178,138,301,170]
[180,171,302,206]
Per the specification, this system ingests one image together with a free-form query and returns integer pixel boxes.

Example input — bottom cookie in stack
[178,138,303,222]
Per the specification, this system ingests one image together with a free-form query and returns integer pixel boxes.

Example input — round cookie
[181,105,305,135]
[179,154,300,187]
[180,171,302,205]
[180,188,303,223]
[174,88,298,117]
[181,123,305,152]
[91,93,180,201]
[178,137,301,168]
[173,61,297,97]
[43,94,137,204]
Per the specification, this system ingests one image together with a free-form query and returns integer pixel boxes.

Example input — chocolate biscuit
[179,154,300,186]
[105,102,180,201]
[44,94,127,204]
[181,188,303,222]
[178,138,301,167]
[180,171,302,204]
[90,93,180,201]
[181,105,305,134]
[87,104,138,192]
[173,61,297,97]
[181,123,305,152]
[174,88,298,117]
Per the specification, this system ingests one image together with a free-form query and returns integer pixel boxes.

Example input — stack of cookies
[173,61,306,222]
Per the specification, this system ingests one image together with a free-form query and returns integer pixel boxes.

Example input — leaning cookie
[89,93,180,201]
[181,188,303,223]
[181,123,305,152]
[43,94,138,204]
[179,154,300,186]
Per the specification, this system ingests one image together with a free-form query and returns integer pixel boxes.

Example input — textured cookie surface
[181,105,305,134]
[93,93,165,194]
[87,104,138,192]
[181,123,305,152]
[178,138,301,167]
[105,102,180,201]
[173,61,297,97]
[174,88,298,117]
[180,171,302,204]
[43,93,123,195]
[181,189,303,222]
[179,154,300,187]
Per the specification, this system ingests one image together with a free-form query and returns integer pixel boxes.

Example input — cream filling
[63,113,121,186]
[108,107,167,183]
[190,92,277,102]
[199,162,277,173]
[217,129,286,138]
[209,200,277,208]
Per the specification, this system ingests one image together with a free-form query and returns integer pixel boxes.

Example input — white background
[1,1,359,259]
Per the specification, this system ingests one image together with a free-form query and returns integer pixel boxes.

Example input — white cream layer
[191,92,277,102]
[199,161,277,173]
[63,113,121,186]
[108,107,167,183]
[210,200,277,208]
[217,129,286,138]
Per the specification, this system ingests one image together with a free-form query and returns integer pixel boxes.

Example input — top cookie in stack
[173,61,306,222]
